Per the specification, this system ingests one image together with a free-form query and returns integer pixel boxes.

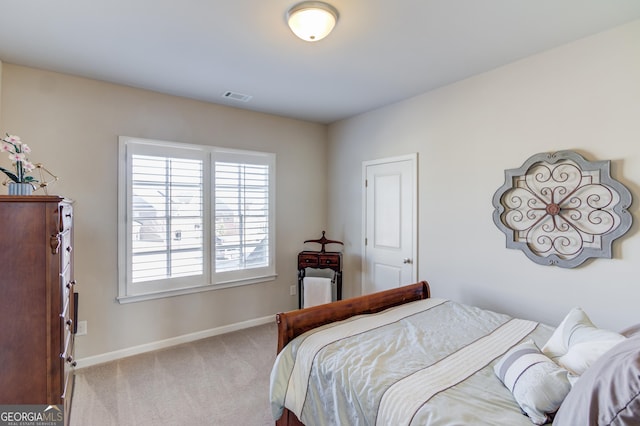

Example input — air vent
[222,91,252,102]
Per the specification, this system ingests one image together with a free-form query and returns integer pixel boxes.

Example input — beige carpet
[70,322,277,426]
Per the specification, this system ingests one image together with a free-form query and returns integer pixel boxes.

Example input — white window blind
[215,162,270,272]
[118,136,276,303]
[131,154,204,282]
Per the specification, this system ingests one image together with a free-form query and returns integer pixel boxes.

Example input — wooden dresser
[0,196,76,423]
[297,251,342,308]
[297,232,344,309]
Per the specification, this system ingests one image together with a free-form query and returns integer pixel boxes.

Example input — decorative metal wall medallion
[492,151,632,268]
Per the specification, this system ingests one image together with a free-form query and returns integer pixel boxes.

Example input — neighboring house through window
[118,136,276,303]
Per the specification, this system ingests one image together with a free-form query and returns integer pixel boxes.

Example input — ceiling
[1,1,639,124]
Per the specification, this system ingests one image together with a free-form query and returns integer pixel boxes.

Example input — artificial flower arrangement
[0,134,38,185]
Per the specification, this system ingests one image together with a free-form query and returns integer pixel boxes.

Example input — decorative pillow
[494,340,571,425]
[553,335,640,426]
[542,307,626,376]
[620,323,640,338]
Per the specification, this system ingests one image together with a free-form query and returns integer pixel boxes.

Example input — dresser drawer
[60,288,74,349]
[60,323,75,371]
[62,326,73,356]
[62,371,74,424]
[60,230,72,270]
[60,266,75,305]
[318,254,340,267]
[298,254,319,268]
[61,331,75,391]
[61,292,71,333]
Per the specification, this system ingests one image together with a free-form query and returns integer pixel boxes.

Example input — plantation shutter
[119,136,276,302]
[215,161,270,273]
[130,154,204,283]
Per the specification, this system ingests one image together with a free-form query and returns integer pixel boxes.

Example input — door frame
[361,153,418,294]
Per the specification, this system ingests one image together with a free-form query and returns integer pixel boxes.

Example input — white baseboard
[74,314,275,369]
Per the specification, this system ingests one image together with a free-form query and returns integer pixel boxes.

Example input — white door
[362,154,417,294]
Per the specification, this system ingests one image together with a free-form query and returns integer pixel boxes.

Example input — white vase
[8,182,34,196]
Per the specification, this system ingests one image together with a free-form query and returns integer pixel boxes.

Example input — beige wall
[0,65,327,360]
[2,18,638,362]
[328,19,640,332]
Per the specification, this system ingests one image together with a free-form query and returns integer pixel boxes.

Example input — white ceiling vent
[222,91,252,102]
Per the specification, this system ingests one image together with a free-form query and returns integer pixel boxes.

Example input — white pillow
[494,340,571,425]
[542,307,626,376]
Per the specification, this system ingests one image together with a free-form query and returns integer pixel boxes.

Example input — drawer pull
[66,280,76,289]
[50,234,61,254]
[66,319,73,327]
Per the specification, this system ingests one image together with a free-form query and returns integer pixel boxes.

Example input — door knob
[403,258,412,264]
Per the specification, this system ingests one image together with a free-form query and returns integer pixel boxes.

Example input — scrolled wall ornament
[492,151,632,268]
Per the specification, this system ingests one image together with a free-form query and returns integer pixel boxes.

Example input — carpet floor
[70,322,277,426]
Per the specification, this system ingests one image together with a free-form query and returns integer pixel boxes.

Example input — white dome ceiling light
[286,1,339,42]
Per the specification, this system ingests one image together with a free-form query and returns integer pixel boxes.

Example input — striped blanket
[270,298,554,426]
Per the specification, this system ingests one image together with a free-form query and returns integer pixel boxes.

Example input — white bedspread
[270,298,554,426]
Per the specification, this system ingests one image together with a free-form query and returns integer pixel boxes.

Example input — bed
[270,281,640,426]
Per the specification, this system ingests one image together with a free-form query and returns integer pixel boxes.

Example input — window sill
[117,273,277,304]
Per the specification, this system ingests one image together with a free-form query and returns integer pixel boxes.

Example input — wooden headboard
[276,281,430,353]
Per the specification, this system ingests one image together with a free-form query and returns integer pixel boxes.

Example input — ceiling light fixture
[286,1,339,42]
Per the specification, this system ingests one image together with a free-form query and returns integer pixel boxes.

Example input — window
[215,161,270,273]
[118,137,275,303]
